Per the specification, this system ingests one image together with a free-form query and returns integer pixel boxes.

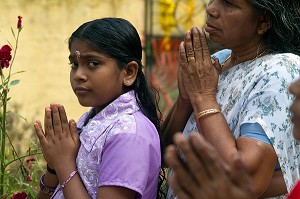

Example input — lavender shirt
[52,90,161,199]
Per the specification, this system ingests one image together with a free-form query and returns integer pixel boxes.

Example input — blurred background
[0,0,217,150]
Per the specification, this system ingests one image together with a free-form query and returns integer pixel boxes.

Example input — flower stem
[0,89,7,195]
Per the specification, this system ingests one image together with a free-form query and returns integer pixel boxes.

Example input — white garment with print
[167,50,300,199]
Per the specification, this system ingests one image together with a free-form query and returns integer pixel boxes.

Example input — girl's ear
[123,61,139,87]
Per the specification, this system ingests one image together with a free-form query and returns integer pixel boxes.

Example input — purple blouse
[52,90,161,199]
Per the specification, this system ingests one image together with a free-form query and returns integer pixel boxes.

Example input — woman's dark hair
[68,17,166,198]
[249,0,300,55]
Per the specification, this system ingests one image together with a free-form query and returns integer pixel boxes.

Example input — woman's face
[205,0,261,50]
[69,38,126,113]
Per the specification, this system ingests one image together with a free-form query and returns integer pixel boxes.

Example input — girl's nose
[73,67,87,82]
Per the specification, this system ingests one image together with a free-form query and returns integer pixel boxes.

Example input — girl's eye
[69,62,78,69]
[88,62,99,68]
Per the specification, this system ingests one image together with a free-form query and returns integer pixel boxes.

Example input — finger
[212,57,221,74]
[44,107,54,138]
[191,27,203,62]
[189,133,228,181]
[179,41,187,65]
[69,119,79,144]
[50,104,63,137]
[199,29,211,63]
[289,79,300,96]
[184,31,195,61]
[164,143,202,197]
[58,104,70,137]
[173,133,210,185]
[290,99,300,125]
[34,120,48,146]
[168,175,191,199]
[230,154,254,194]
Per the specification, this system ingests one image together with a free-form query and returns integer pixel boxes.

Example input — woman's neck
[222,44,268,72]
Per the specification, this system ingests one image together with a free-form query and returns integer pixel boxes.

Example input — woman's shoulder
[266,53,300,64]
[262,53,300,74]
[212,49,231,63]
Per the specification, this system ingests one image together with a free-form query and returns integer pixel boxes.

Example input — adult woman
[163,78,300,199]
[162,0,300,198]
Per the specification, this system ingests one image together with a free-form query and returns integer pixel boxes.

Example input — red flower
[25,157,36,164]
[25,174,32,182]
[17,16,22,29]
[0,45,12,68]
[11,192,27,199]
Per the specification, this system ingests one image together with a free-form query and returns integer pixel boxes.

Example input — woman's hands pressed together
[179,27,221,107]
[34,104,80,172]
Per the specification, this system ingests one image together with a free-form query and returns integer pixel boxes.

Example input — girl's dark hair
[249,0,300,55]
[68,17,166,198]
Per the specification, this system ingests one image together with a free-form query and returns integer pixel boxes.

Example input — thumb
[212,57,221,73]
[69,119,80,145]
[231,154,254,193]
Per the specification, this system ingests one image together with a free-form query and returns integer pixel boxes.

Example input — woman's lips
[205,22,220,33]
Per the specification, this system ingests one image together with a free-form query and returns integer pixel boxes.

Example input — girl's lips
[74,87,90,95]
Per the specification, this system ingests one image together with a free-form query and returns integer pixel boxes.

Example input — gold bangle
[196,109,220,119]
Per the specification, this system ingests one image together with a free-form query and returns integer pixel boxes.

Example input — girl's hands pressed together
[34,104,80,171]
[179,27,221,105]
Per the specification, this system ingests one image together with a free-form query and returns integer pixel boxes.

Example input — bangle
[39,174,56,196]
[61,169,78,189]
[196,108,220,119]
[47,164,56,175]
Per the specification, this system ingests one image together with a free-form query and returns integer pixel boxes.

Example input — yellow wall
[0,0,145,125]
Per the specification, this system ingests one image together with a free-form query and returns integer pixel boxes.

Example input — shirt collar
[77,90,139,151]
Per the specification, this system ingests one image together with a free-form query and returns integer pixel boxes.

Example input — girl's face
[205,0,261,50]
[69,39,126,113]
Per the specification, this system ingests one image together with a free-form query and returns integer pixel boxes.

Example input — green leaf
[10,80,20,86]
[11,27,16,39]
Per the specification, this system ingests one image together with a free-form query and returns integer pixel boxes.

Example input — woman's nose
[206,0,219,18]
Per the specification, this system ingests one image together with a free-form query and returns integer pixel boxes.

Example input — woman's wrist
[190,94,219,113]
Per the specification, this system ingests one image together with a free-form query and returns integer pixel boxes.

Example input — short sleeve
[239,55,300,191]
[98,132,156,197]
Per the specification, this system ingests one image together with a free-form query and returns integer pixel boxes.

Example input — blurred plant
[0,16,43,198]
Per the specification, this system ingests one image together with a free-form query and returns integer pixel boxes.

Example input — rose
[11,192,27,199]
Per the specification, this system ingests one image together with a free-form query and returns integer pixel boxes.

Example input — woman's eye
[224,0,233,5]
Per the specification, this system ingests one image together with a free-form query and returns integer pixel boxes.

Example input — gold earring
[258,29,264,35]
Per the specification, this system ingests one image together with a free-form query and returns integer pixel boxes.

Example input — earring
[258,29,264,35]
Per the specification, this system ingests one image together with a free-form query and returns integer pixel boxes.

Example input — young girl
[35,18,163,199]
